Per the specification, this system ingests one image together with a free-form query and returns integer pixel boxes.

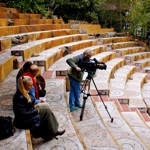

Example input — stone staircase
[0,3,150,150]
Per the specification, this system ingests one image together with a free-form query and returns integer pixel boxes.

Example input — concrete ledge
[124,52,150,63]
[0,6,19,14]
[112,41,136,50]
[0,55,14,82]
[0,37,11,51]
[106,58,126,80]
[0,24,71,36]
[134,58,150,69]
[102,37,131,44]
[0,19,8,26]
[115,46,145,56]
[19,13,42,19]
[126,72,148,109]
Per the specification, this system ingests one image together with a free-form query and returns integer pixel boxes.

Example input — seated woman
[13,76,65,141]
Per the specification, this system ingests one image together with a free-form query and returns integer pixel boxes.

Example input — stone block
[0,56,14,82]
[0,19,8,26]
[14,19,30,25]
[0,38,11,51]
[19,13,42,19]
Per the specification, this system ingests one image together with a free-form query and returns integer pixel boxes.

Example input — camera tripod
[80,74,113,123]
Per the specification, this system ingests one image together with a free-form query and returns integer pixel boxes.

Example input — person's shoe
[70,106,78,112]
[55,130,66,136]
[75,103,83,108]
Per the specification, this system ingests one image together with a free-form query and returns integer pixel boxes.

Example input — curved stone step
[95,101,148,150]
[109,65,136,103]
[124,52,150,63]
[101,37,131,44]
[121,111,150,149]
[0,24,71,36]
[112,41,136,50]
[126,72,148,111]
[115,46,145,56]
[134,58,150,70]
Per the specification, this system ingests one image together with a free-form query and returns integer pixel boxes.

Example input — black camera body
[82,58,107,78]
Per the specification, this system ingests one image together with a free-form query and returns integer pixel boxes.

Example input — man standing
[66,49,93,112]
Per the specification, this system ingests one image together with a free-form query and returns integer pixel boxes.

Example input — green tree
[54,0,100,23]
[128,0,150,39]
[7,0,47,15]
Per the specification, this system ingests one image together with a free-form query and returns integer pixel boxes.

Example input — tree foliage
[128,0,150,38]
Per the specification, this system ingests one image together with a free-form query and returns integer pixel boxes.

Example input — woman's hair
[22,61,33,72]
[83,49,93,57]
[18,76,32,102]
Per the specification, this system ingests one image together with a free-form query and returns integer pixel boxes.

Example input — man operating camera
[66,49,94,112]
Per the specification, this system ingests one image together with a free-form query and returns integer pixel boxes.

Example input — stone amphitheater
[0,2,150,150]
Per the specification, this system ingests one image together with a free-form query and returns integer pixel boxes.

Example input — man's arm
[66,56,81,71]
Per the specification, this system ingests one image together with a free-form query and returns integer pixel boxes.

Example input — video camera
[82,58,107,78]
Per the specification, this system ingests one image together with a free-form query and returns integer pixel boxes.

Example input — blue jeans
[68,75,81,108]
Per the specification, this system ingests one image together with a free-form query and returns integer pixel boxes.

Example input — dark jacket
[13,90,41,130]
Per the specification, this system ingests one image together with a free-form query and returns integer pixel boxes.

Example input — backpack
[0,116,15,140]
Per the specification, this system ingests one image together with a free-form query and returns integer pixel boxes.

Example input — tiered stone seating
[115,46,145,56]
[134,58,150,70]
[126,72,148,112]
[143,66,150,73]
[89,58,126,96]
[95,101,148,149]
[0,52,14,82]
[18,13,42,19]
[124,52,150,63]
[109,65,136,103]
[101,37,131,44]
[10,34,88,61]
[0,30,81,82]
[89,52,117,94]
[142,81,150,111]
[1,29,80,50]
[71,23,114,34]
[112,41,136,50]
[0,24,71,36]
[28,39,100,71]
[0,37,11,50]
[122,111,150,149]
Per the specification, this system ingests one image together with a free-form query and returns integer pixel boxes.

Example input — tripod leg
[80,79,91,121]
[80,96,87,121]
[91,77,114,123]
